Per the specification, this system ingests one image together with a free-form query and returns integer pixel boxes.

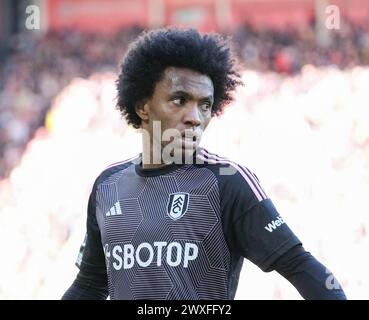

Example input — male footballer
[62,28,346,300]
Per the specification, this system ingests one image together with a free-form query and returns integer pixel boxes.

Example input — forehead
[159,67,214,97]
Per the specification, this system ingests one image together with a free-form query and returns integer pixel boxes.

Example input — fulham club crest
[167,193,189,220]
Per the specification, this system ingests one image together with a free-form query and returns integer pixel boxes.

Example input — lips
[181,136,197,142]
[181,130,200,139]
[178,139,198,152]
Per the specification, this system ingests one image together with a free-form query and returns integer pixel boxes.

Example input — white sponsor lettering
[183,243,198,267]
[136,242,154,267]
[264,216,285,232]
[124,244,134,269]
[154,241,166,266]
[107,242,199,269]
[166,242,182,267]
[112,245,123,270]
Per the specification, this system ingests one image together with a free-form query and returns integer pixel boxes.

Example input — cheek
[157,107,182,123]
[201,114,212,128]
[149,108,180,132]
[149,101,173,120]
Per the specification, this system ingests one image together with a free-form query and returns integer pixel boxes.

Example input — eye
[172,97,186,106]
[199,101,211,112]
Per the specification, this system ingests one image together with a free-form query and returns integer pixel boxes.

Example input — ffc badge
[167,193,189,220]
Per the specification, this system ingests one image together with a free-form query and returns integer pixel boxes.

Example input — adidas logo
[106,201,122,216]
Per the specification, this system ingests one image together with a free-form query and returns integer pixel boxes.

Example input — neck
[141,135,165,169]
[141,161,167,169]
[141,144,198,169]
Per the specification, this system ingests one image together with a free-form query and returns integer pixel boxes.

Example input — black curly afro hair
[116,28,242,128]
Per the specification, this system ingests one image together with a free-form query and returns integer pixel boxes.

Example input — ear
[135,100,149,122]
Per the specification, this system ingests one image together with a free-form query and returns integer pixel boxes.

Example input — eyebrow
[170,90,214,101]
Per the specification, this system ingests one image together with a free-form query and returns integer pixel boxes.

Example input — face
[137,67,214,164]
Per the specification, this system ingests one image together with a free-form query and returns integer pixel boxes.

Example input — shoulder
[94,154,140,188]
[196,148,268,202]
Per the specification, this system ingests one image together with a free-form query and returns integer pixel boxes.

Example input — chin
[162,146,197,165]
[182,147,197,163]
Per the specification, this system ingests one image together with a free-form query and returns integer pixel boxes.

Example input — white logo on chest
[106,201,122,217]
[166,193,189,220]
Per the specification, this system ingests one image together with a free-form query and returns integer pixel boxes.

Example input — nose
[183,104,201,128]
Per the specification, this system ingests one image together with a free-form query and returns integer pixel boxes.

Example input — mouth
[177,138,195,148]
[181,129,201,138]
[180,131,200,148]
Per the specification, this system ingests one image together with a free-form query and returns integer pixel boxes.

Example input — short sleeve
[76,184,107,275]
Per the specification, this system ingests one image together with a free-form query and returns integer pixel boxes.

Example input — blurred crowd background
[0,0,369,299]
